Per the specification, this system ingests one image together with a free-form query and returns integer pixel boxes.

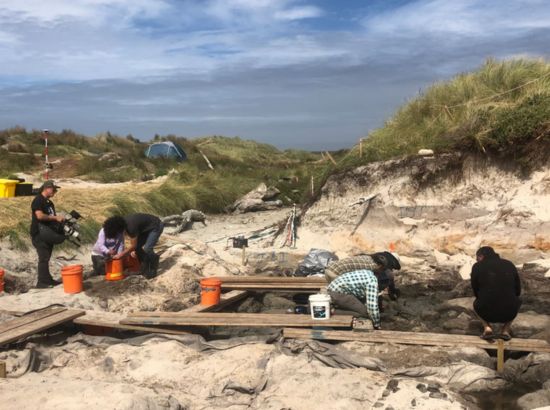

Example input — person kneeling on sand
[471,246,522,341]
[325,252,401,306]
[91,225,124,276]
[103,213,164,279]
[327,269,381,330]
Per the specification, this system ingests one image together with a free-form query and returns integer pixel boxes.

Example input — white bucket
[309,293,331,320]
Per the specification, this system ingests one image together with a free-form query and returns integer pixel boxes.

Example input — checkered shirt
[327,269,380,327]
[325,255,380,280]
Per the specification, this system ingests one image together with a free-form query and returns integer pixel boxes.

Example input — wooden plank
[122,313,353,328]
[74,311,191,335]
[283,328,550,353]
[184,290,249,313]
[0,307,67,334]
[0,309,85,346]
[216,277,326,284]
[222,284,323,291]
[497,339,505,372]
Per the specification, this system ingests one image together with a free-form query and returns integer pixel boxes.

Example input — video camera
[61,210,82,246]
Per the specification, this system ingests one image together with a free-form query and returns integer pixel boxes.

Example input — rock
[262,293,295,310]
[262,186,280,201]
[442,312,474,332]
[502,353,550,385]
[382,389,390,397]
[429,392,448,400]
[439,297,474,314]
[418,149,434,156]
[517,380,550,410]
[387,379,399,392]
[427,382,441,392]
[230,183,283,213]
[416,383,428,393]
[236,296,263,313]
[513,313,550,338]
[432,251,475,280]
[374,402,384,408]
[98,152,122,162]
[446,347,493,369]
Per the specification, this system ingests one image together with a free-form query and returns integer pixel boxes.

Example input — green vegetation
[0,128,321,244]
[308,58,550,196]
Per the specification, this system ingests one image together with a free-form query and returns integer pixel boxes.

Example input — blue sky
[0,0,548,149]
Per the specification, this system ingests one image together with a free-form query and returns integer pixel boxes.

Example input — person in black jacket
[470,246,522,340]
[30,180,66,288]
[103,213,164,279]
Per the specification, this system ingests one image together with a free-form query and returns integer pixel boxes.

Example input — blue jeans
[136,223,164,277]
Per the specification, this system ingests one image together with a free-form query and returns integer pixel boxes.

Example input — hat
[40,180,60,192]
[371,251,401,271]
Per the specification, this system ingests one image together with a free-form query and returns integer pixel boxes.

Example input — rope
[439,70,550,110]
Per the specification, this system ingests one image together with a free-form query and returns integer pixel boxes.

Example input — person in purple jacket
[91,227,124,276]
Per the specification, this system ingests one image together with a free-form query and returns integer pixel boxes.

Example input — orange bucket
[61,265,83,294]
[200,278,222,306]
[124,255,141,273]
[105,259,125,281]
[0,268,4,293]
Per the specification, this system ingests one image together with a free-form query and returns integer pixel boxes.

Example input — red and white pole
[43,129,49,180]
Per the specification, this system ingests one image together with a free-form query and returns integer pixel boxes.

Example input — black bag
[294,248,338,277]
[38,223,66,245]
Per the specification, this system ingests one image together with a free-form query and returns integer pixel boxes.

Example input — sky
[0,0,548,150]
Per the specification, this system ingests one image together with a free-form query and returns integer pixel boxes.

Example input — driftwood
[229,183,283,213]
[162,209,206,233]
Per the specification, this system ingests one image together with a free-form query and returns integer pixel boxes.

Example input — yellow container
[0,179,18,198]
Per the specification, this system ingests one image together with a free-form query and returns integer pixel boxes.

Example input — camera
[232,236,248,249]
[62,210,82,245]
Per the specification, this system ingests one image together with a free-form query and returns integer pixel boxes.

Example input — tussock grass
[308,58,550,193]
[359,58,550,163]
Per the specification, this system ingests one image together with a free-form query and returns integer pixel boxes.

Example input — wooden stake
[497,339,505,372]
[325,151,337,166]
[359,138,363,158]
[0,361,6,378]
[198,150,214,170]
[242,246,247,266]
[310,175,314,196]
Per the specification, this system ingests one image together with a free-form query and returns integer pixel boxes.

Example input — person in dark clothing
[470,246,522,340]
[30,180,65,288]
[104,213,164,279]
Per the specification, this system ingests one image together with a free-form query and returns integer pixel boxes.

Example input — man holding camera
[30,180,65,288]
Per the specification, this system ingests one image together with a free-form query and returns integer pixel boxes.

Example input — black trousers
[91,255,107,276]
[32,235,54,284]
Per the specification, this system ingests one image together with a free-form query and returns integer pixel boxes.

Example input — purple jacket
[92,228,124,256]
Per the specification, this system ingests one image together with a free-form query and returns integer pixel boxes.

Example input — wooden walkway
[283,328,550,353]
[74,290,249,334]
[215,276,326,291]
[121,312,353,328]
[0,307,84,346]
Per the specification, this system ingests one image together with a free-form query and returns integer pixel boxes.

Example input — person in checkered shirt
[325,252,402,302]
[327,269,382,329]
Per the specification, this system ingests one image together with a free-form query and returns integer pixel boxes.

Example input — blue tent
[145,141,187,161]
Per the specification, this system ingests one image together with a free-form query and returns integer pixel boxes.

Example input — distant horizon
[0,1,548,150]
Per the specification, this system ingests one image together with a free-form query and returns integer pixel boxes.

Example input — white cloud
[0,0,169,24]
[0,30,19,45]
[364,0,550,37]
[274,6,323,21]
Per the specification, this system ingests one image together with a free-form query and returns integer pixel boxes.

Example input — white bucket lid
[309,293,331,302]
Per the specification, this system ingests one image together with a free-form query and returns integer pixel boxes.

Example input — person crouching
[327,269,381,330]
[91,225,124,276]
